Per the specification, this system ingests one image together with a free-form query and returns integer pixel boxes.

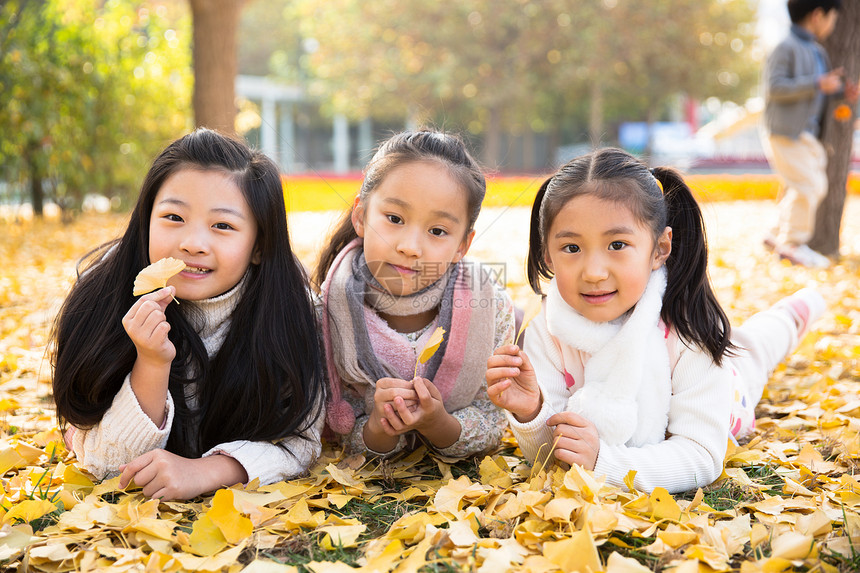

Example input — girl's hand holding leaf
[122,287,177,365]
[123,287,176,426]
[384,378,460,449]
[486,345,542,422]
[547,412,600,471]
[364,378,419,453]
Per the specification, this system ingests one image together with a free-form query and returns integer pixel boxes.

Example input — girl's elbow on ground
[689,448,726,492]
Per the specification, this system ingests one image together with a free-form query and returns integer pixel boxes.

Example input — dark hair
[526,147,733,365]
[313,130,485,288]
[52,128,325,457]
[788,0,841,23]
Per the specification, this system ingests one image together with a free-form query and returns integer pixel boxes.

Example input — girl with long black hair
[52,129,325,500]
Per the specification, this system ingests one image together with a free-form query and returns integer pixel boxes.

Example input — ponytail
[653,167,734,365]
[313,209,358,290]
[527,177,553,294]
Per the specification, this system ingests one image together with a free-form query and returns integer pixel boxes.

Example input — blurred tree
[612,0,758,155]
[292,0,758,168]
[1,0,68,216]
[237,0,302,79]
[188,0,244,133]
[809,1,860,257]
[292,0,557,166]
[291,0,445,123]
[0,0,192,216]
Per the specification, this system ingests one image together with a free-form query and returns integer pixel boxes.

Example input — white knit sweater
[509,304,732,494]
[71,282,324,485]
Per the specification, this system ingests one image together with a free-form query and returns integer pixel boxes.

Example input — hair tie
[650,168,664,193]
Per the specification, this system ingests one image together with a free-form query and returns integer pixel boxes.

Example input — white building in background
[235,75,378,175]
[235,75,304,172]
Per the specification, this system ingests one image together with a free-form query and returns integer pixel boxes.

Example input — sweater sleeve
[72,375,174,479]
[766,41,819,104]
[203,398,324,485]
[592,343,732,494]
[507,308,568,466]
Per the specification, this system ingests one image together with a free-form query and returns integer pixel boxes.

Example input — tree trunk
[188,0,244,134]
[643,106,658,164]
[483,105,502,170]
[588,80,604,147]
[808,2,860,257]
[522,129,536,171]
[25,142,44,217]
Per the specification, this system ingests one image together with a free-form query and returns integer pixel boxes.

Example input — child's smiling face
[352,160,474,296]
[149,168,259,301]
[545,194,671,323]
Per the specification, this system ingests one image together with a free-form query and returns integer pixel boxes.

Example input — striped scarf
[322,239,496,434]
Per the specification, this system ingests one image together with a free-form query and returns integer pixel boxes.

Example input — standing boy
[761,0,843,268]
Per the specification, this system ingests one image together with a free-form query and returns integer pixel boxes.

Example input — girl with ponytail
[316,130,513,458]
[488,147,825,493]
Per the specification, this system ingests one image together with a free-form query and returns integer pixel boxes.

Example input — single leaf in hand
[133,257,185,296]
[414,327,445,378]
[515,296,542,346]
[501,297,543,399]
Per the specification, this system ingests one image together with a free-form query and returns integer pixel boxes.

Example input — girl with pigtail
[486,148,825,493]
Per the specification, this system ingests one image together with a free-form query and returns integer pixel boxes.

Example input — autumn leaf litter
[0,199,859,571]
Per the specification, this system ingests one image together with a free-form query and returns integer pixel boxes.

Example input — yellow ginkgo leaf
[187,513,227,556]
[414,327,445,378]
[649,487,681,521]
[3,499,57,525]
[207,489,253,544]
[515,297,542,346]
[132,257,185,296]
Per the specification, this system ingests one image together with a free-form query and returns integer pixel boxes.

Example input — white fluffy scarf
[545,268,671,446]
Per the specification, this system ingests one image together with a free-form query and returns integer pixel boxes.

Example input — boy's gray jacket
[763,25,831,139]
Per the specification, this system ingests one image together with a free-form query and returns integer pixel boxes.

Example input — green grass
[337,497,425,539]
[598,534,662,569]
[256,535,362,573]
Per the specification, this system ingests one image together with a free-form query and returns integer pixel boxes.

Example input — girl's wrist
[363,418,398,453]
[129,357,172,426]
[419,411,460,449]
[202,454,249,490]
[133,352,173,370]
[513,395,542,423]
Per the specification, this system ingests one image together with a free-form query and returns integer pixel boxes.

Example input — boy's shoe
[763,234,777,252]
[774,287,826,339]
[776,243,830,269]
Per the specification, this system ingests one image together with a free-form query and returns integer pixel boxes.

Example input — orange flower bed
[283,172,860,212]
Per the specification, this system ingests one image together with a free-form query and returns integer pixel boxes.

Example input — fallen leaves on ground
[1,200,860,571]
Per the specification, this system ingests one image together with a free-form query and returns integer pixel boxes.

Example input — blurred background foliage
[1,0,760,215]
[288,0,758,159]
[0,0,192,216]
